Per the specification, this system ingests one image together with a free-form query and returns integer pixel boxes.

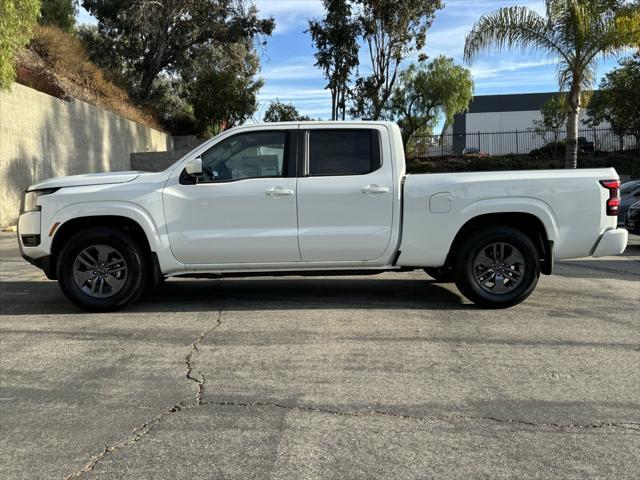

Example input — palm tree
[464,1,639,168]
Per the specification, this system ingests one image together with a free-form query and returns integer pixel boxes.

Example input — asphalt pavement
[1,231,638,479]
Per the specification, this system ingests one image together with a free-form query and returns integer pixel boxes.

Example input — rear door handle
[266,187,295,196]
[361,185,390,195]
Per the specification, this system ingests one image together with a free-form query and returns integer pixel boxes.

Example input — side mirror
[185,157,203,176]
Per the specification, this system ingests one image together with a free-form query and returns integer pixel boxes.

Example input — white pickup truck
[18,121,627,311]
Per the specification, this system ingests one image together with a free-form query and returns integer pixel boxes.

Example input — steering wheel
[199,159,233,182]
[202,165,214,182]
[212,161,232,181]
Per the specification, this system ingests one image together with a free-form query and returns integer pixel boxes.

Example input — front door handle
[266,187,295,197]
[361,184,390,195]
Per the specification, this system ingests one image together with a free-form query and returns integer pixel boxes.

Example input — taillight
[600,179,620,216]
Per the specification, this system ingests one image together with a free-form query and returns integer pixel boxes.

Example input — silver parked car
[619,180,640,225]
[625,201,640,235]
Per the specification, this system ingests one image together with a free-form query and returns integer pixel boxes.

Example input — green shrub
[529,141,566,159]
[407,153,639,177]
[580,154,640,178]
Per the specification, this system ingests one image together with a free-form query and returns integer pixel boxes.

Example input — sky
[77,0,626,122]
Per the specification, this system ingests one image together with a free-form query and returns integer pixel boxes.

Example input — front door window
[195,131,287,183]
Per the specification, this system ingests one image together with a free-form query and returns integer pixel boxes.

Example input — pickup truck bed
[400,168,626,267]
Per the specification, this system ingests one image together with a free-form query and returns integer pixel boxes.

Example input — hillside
[15,26,163,131]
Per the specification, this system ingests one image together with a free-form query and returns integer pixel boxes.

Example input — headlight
[20,188,58,214]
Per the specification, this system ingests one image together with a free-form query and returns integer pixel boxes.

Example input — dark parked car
[619,180,640,225]
[625,201,640,235]
[578,137,596,153]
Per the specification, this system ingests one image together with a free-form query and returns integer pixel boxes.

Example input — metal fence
[408,128,638,159]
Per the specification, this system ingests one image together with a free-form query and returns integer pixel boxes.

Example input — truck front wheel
[454,226,540,308]
[56,227,147,312]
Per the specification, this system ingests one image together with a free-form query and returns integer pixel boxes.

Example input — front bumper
[17,211,56,279]
[19,248,55,279]
[592,228,628,258]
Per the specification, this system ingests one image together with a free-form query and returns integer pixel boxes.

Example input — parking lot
[0,231,638,479]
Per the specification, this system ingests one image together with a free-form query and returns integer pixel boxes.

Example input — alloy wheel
[472,242,525,294]
[72,244,128,298]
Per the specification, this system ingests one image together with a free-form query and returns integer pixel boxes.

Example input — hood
[27,171,141,191]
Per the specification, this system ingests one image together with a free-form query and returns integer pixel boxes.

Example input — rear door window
[307,130,380,176]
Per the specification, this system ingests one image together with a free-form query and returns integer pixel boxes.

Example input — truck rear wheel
[56,227,146,312]
[454,226,540,308]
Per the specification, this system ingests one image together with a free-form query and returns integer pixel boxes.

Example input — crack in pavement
[201,400,640,432]
[63,310,223,480]
[62,305,638,478]
[62,401,191,480]
[62,396,638,480]
[186,310,223,405]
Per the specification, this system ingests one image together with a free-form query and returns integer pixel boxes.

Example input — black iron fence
[408,128,638,159]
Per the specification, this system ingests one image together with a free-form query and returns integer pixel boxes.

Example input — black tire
[424,266,454,283]
[453,226,540,308]
[56,227,147,312]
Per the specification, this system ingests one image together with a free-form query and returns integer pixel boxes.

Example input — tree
[350,0,443,120]
[263,100,311,122]
[587,54,640,152]
[82,0,275,101]
[0,0,40,89]
[531,95,570,153]
[77,24,134,89]
[308,0,360,120]
[464,1,640,168]
[146,75,198,135]
[391,56,473,150]
[616,2,640,49]
[40,0,77,33]
[185,41,263,136]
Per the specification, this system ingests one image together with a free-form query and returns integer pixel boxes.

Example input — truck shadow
[143,278,470,312]
[555,256,639,279]
[0,278,471,316]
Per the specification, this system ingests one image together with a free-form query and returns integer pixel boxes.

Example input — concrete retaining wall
[131,150,189,172]
[131,136,206,172]
[0,83,172,226]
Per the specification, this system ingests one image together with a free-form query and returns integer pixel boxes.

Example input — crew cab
[17,122,628,311]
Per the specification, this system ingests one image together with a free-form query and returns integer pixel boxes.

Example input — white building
[438,92,619,156]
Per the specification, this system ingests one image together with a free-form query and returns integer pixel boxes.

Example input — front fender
[41,201,185,275]
[50,201,164,252]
